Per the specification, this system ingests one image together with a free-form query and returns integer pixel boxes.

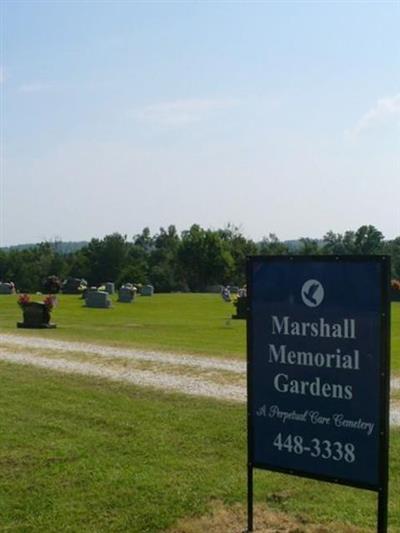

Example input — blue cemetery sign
[246,256,390,532]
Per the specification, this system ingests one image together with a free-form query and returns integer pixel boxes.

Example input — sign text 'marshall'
[271,316,356,339]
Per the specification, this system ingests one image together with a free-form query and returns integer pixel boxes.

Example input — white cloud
[133,98,238,126]
[0,66,4,85]
[18,82,53,93]
[348,93,400,137]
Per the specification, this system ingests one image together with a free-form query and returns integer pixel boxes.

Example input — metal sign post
[246,256,390,533]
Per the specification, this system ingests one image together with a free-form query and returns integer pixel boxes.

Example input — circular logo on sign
[301,279,324,307]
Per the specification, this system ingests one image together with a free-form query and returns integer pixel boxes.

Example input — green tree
[134,227,153,253]
[0,250,9,281]
[299,238,321,255]
[116,240,151,286]
[323,226,384,256]
[149,226,181,291]
[385,236,400,278]
[218,224,257,285]
[259,234,289,255]
[65,250,91,281]
[81,233,130,285]
[353,225,384,254]
[322,231,347,254]
[178,225,234,291]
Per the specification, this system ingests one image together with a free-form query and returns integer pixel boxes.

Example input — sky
[0,1,399,246]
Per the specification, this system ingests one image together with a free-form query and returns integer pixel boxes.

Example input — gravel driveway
[1,333,399,426]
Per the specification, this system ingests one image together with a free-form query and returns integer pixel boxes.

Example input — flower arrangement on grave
[18,293,56,310]
[17,294,57,329]
[17,293,31,308]
[43,294,57,311]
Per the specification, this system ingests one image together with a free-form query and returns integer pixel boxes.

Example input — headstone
[140,285,154,296]
[0,282,15,294]
[17,302,56,328]
[43,275,61,294]
[85,290,111,308]
[118,285,136,303]
[221,286,231,302]
[62,277,87,294]
[81,286,96,299]
[105,282,115,294]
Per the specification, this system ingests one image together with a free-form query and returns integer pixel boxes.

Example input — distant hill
[1,241,88,254]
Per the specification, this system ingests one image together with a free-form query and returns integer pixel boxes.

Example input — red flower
[18,294,30,307]
[43,295,56,310]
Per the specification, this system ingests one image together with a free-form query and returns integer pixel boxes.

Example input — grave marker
[140,285,154,296]
[85,290,111,308]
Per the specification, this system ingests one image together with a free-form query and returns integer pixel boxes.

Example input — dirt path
[1,333,399,426]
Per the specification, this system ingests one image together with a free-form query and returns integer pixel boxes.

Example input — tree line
[0,224,399,293]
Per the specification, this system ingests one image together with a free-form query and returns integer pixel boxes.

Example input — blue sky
[1,1,399,245]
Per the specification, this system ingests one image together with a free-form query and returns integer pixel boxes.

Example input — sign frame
[246,255,391,532]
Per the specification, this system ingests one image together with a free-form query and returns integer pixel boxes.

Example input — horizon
[1,2,399,246]
[0,222,396,250]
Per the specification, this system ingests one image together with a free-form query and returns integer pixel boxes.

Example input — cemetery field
[0,294,399,372]
[0,293,246,358]
[0,296,399,531]
[0,361,399,533]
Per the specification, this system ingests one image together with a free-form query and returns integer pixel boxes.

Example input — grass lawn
[0,362,399,532]
[0,293,246,358]
[0,295,399,371]
[0,295,399,531]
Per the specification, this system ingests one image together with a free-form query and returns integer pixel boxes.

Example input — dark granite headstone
[62,277,87,294]
[118,286,136,303]
[43,275,61,294]
[17,302,56,328]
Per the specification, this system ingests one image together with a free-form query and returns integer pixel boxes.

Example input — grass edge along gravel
[0,361,399,532]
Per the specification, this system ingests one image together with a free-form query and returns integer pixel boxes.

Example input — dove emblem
[301,279,324,307]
